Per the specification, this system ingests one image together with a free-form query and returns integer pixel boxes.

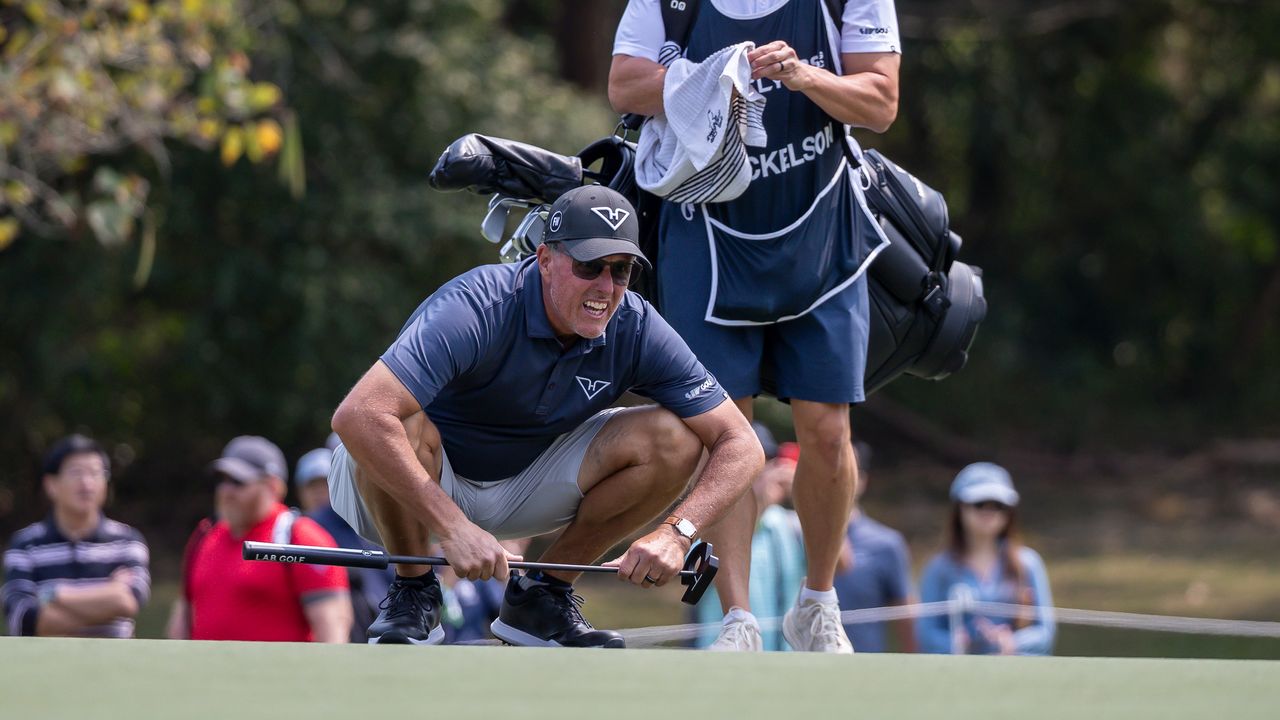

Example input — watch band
[662,515,697,541]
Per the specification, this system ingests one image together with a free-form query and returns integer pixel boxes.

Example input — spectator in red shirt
[166,436,351,643]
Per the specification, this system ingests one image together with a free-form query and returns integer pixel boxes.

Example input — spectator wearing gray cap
[916,462,1056,655]
[166,436,352,643]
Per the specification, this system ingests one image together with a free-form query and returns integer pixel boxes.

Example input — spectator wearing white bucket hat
[917,462,1056,655]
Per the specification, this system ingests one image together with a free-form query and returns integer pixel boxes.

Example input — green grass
[133,568,1280,660]
[2,637,1277,719]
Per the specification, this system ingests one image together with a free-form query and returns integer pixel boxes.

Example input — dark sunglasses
[966,500,1010,512]
[551,244,639,287]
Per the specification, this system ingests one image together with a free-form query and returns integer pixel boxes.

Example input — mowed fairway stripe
[2,638,1277,719]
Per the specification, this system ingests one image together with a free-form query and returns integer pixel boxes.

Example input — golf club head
[509,205,548,257]
[680,541,719,605]
[482,196,532,245]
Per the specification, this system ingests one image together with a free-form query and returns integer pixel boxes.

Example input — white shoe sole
[489,619,564,647]
[368,624,445,645]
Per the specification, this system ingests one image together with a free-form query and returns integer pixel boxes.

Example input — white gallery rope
[617,598,1280,647]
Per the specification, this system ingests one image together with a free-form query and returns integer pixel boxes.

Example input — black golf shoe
[490,573,625,648]
[367,571,445,645]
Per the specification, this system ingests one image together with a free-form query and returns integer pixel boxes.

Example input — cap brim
[956,483,1020,507]
[561,238,652,270]
[209,457,262,484]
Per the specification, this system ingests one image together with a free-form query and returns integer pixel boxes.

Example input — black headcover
[428,134,583,202]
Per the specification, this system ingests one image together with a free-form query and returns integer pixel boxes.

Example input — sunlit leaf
[221,125,244,166]
[248,83,281,112]
[255,119,283,156]
[0,217,18,250]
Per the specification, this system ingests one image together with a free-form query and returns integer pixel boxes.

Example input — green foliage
[0,0,614,536]
[0,0,295,247]
[874,1,1280,448]
[1,0,1278,541]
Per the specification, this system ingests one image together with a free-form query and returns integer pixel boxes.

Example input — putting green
[3,638,1277,719]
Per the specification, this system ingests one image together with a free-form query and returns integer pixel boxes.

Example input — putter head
[680,541,719,605]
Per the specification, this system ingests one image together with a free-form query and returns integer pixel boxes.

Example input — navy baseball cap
[210,435,288,484]
[543,186,651,269]
[949,462,1019,507]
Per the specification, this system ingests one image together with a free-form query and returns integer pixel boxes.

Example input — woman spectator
[917,463,1055,655]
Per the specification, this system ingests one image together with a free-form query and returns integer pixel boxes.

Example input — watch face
[676,519,696,538]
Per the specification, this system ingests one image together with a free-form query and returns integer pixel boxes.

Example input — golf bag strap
[272,508,303,601]
[271,508,300,545]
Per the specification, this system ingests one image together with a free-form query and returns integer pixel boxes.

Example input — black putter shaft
[242,540,698,578]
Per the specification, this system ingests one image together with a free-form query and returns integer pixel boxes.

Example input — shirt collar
[43,512,106,543]
[520,257,610,349]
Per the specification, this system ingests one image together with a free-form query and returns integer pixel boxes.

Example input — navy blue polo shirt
[380,257,727,482]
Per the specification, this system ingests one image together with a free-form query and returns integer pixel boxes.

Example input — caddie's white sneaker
[707,607,762,651]
[783,597,854,654]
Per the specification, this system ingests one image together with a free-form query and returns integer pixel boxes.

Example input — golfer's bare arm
[332,362,513,578]
[608,51,898,132]
[613,398,763,585]
[331,362,470,535]
[303,592,353,643]
[673,399,766,531]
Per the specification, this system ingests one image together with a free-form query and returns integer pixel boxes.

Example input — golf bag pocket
[704,165,867,325]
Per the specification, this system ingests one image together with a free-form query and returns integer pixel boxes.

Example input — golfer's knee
[645,410,701,483]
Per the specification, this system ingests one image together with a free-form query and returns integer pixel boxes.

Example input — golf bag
[428,132,985,394]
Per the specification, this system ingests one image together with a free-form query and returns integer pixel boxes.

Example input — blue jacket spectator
[833,442,915,652]
[834,513,914,652]
[916,463,1055,655]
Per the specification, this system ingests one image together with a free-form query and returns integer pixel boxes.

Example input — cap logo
[548,211,563,233]
[590,206,630,231]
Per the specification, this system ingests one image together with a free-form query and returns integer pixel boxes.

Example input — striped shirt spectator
[3,516,150,637]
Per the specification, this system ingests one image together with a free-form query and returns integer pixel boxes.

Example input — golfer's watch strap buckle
[662,515,697,542]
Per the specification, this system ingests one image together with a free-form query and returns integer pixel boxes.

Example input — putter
[242,539,719,605]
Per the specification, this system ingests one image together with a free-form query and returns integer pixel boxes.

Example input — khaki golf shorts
[329,407,625,544]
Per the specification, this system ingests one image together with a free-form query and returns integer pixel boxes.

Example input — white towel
[636,42,768,204]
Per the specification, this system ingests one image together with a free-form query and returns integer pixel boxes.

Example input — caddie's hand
[606,528,689,588]
[437,520,522,581]
[748,41,805,86]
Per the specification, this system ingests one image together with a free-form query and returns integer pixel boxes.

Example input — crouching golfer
[330,186,763,647]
